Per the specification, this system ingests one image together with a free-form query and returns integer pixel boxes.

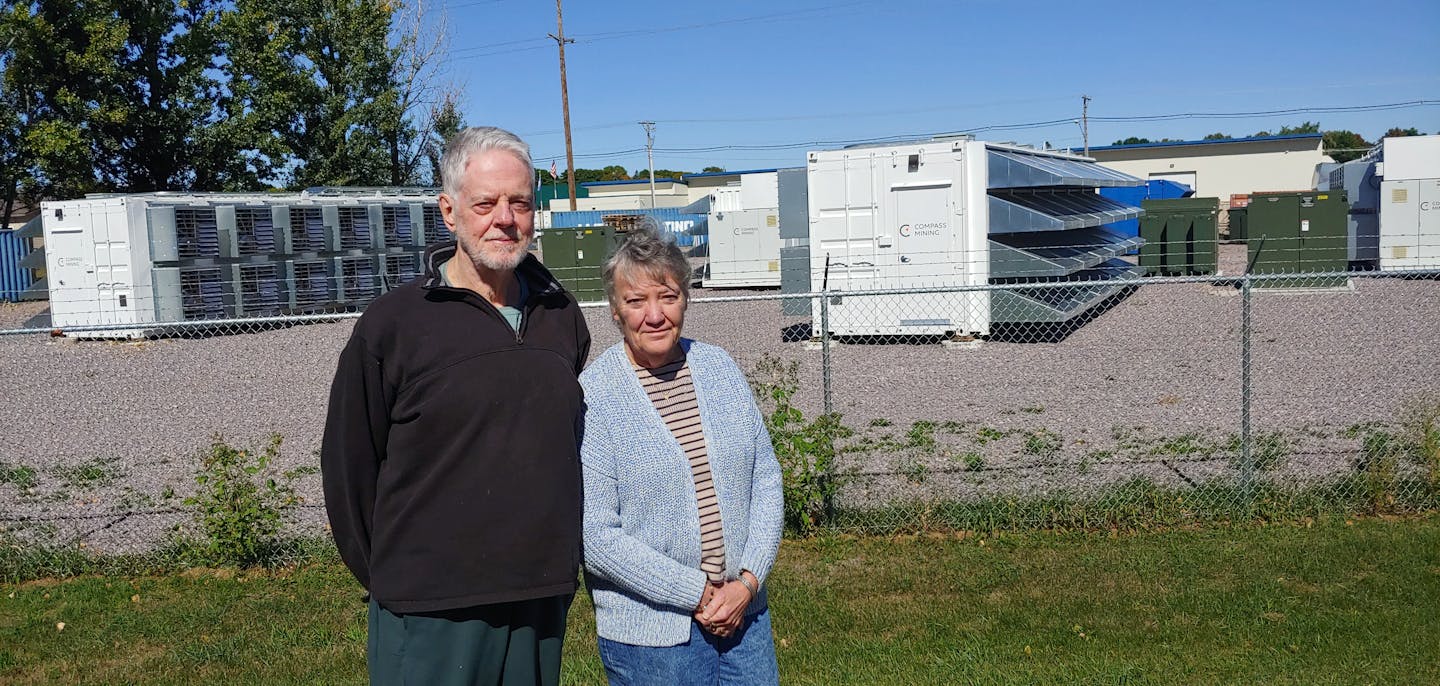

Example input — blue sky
[436,0,1440,174]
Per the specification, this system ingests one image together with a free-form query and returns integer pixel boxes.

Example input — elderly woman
[579,221,784,685]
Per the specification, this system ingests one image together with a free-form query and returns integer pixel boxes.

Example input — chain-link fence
[1,243,1438,554]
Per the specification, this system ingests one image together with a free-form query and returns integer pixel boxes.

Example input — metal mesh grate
[291,260,330,309]
[423,206,447,244]
[384,254,419,290]
[235,208,277,255]
[289,207,326,253]
[237,263,284,316]
[383,207,413,248]
[338,207,371,250]
[175,208,220,259]
[179,267,225,320]
[340,256,380,305]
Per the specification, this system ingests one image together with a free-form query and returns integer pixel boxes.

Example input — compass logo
[899,224,912,237]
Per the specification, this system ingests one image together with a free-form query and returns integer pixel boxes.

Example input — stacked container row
[41,191,447,338]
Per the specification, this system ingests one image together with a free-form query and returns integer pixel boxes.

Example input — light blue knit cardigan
[580,339,784,647]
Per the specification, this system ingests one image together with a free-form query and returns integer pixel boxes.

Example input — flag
[550,160,558,180]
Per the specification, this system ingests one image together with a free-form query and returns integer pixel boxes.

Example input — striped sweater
[580,339,785,647]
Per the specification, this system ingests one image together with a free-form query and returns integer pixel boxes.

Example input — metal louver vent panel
[235,208,277,255]
[988,192,1142,234]
[384,254,419,289]
[383,207,414,248]
[180,267,226,320]
[339,207,371,250]
[292,260,331,307]
[989,228,1143,279]
[423,206,447,244]
[290,207,326,252]
[990,259,1142,323]
[176,208,220,258]
[987,148,1144,189]
[340,256,380,304]
[238,264,284,316]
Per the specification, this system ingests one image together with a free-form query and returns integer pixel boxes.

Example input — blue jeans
[597,608,779,686]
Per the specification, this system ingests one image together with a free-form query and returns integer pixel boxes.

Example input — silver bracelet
[737,571,759,599]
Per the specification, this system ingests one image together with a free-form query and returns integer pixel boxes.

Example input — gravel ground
[1,244,1437,551]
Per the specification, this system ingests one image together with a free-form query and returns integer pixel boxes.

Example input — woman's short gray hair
[602,217,692,310]
[440,127,532,197]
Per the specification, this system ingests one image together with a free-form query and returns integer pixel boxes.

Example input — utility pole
[1081,94,1091,157]
[549,0,577,210]
[639,121,657,209]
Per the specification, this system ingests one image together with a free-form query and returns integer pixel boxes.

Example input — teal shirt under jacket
[579,339,785,647]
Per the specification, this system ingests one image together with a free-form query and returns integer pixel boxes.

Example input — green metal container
[1138,197,1219,276]
[1245,191,1347,285]
[539,226,623,303]
[1227,206,1248,242]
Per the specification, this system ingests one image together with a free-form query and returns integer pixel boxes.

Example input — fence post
[1240,273,1255,506]
[819,291,835,524]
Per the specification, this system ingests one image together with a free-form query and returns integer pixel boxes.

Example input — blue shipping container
[549,208,708,248]
[1099,180,1193,237]
[0,229,36,302]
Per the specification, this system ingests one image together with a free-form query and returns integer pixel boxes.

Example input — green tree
[599,165,630,181]
[423,90,465,187]
[0,20,31,226]
[220,0,410,189]
[1112,137,1153,145]
[632,169,691,180]
[570,168,605,184]
[1276,122,1321,135]
[1203,132,1232,140]
[1,0,229,197]
[702,166,725,173]
[1323,130,1371,163]
[1384,127,1422,138]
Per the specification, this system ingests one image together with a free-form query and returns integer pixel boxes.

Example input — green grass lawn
[3,516,1438,685]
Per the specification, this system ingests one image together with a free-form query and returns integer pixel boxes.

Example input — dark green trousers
[367,594,572,686]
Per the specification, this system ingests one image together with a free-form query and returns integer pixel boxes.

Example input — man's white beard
[459,232,526,273]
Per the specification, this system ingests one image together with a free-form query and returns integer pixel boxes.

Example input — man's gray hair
[602,217,692,310]
[440,126,533,197]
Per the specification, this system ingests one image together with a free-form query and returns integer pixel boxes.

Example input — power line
[528,100,1439,165]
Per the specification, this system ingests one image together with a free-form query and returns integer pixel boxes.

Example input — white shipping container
[43,197,160,338]
[1379,178,1440,270]
[806,139,990,336]
[1380,134,1440,182]
[801,139,1144,338]
[703,209,782,288]
[739,171,780,210]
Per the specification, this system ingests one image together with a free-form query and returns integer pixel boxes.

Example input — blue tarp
[549,208,708,248]
[0,229,36,302]
[1099,180,1193,237]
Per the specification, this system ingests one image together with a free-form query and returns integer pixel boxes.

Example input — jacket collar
[422,240,566,298]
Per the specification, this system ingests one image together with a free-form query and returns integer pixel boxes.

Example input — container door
[809,154,880,334]
[890,181,955,332]
[93,200,133,324]
[45,210,98,327]
[1419,180,1440,267]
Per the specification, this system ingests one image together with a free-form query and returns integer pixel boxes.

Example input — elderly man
[322,126,591,685]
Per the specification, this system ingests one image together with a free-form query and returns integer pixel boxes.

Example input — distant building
[573,168,787,211]
[574,178,691,210]
[3,199,38,230]
[1084,134,1333,206]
